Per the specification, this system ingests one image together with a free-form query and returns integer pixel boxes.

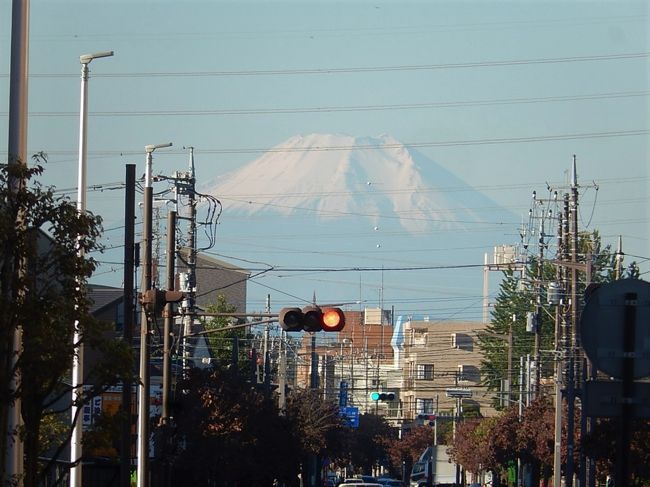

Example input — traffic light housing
[370,391,395,401]
[140,289,185,316]
[278,306,346,332]
[417,414,436,426]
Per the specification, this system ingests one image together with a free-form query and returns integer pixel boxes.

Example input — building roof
[177,248,250,276]
[87,284,124,315]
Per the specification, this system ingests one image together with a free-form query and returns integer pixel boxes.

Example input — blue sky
[1,0,648,318]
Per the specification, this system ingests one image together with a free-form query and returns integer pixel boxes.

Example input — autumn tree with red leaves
[384,425,434,473]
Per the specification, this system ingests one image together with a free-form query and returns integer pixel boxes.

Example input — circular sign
[580,279,650,379]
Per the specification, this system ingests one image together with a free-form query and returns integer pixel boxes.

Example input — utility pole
[263,295,270,386]
[565,155,580,485]
[120,164,136,487]
[615,235,624,280]
[527,189,558,397]
[137,142,172,487]
[523,187,560,399]
[278,329,287,410]
[161,211,176,424]
[507,319,513,404]
[173,148,197,377]
[552,199,566,487]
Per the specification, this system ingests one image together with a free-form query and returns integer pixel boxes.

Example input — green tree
[477,267,541,403]
[201,294,252,373]
[0,158,132,486]
[478,230,638,408]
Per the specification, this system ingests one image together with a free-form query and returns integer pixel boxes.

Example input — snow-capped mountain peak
[201,133,495,232]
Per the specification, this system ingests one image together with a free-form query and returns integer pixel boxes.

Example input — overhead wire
[15,51,650,79]
[14,90,650,118]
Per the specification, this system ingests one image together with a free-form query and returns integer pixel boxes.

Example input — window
[416,398,434,414]
[416,364,434,380]
[451,332,473,350]
[457,364,479,382]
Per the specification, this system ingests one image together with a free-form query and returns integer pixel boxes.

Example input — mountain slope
[201,133,507,233]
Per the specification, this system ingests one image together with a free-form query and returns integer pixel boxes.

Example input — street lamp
[70,50,113,487]
[137,142,172,487]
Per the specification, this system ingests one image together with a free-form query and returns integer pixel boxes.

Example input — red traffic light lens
[321,308,345,331]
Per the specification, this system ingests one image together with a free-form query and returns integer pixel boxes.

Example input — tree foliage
[478,231,638,408]
[285,388,346,458]
[202,295,243,364]
[342,413,395,475]
[172,366,297,486]
[582,417,650,485]
[450,397,583,484]
[0,158,132,486]
[384,425,434,475]
[171,363,349,486]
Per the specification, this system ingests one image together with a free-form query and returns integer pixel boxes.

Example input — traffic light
[417,414,436,426]
[140,289,185,316]
[370,391,395,401]
[278,306,346,332]
[321,307,345,332]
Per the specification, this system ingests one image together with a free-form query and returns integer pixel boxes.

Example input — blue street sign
[340,406,359,428]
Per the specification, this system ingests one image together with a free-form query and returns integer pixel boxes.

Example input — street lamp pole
[70,50,113,487]
[137,143,172,487]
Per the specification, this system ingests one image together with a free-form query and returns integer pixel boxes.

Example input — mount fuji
[202,133,506,233]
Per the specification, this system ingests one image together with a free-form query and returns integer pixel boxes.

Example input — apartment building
[397,318,496,421]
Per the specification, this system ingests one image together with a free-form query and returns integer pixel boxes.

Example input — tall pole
[120,164,136,487]
[4,1,29,483]
[278,330,287,411]
[507,320,513,403]
[137,143,171,487]
[70,50,113,487]
[615,235,624,280]
[565,156,579,486]
[160,210,175,487]
[179,147,197,378]
[533,217,544,397]
[552,201,566,487]
[162,210,176,423]
[310,334,318,390]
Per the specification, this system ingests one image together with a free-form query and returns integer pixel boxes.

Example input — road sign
[584,381,650,418]
[580,279,650,379]
[340,406,359,427]
[445,387,472,398]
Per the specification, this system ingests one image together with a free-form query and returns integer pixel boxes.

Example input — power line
[11,90,649,117]
[33,129,650,158]
[14,51,650,79]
